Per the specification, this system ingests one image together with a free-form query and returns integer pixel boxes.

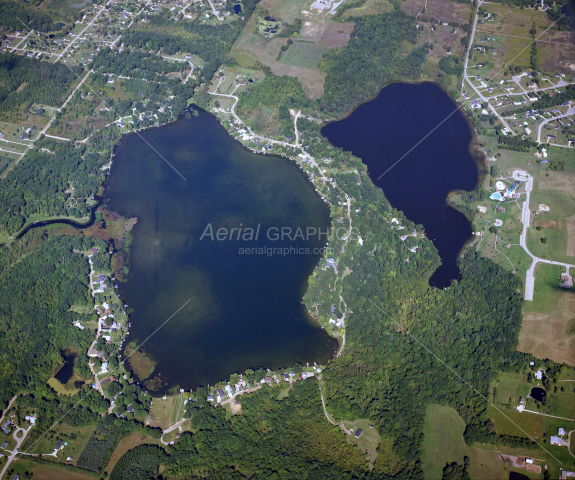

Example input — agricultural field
[230,0,353,98]
[5,457,99,480]
[519,280,575,365]
[400,0,472,79]
[476,3,575,74]
[421,404,468,480]
[103,432,162,475]
[279,41,328,70]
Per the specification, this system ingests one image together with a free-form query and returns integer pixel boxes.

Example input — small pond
[509,471,530,480]
[530,386,546,402]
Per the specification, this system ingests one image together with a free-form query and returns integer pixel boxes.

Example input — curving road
[536,105,575,143]
[513,170,575,301]
[0,424,34,479]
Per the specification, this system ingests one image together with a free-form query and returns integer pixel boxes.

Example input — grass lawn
[524,263,568,315]
[546,386,575,418]
[527,227,575,264]
[421,404,469,480]
[279,41,328,70]
[487,405,543,439]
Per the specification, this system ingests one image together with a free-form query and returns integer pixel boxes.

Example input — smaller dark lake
[234,4,242,14]
[509,471,530,480]
[322,82,481,288]
[54,349,78,385]
[530,387,546,402]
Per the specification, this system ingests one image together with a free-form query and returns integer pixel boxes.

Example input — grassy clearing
[148,394,187,430]
[467,445,506,479]
[276,386,290,400]
[279,41,328,70]
[422,404,469,480]
[341,419,383,470]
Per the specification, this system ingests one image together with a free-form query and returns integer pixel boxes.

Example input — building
[265,376,273,383]
[534,369,543,380]
[477,205,487,214]
[54,439,64,450]
[354,429,363,438]
[207,394,214,402]
[497,206,505,212]
[550,436,563,446]
[559,427,566,436]
[559,274,573,289]
[0,442,7,449]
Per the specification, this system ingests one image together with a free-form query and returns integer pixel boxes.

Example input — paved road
[462,0,509,131]
[513,170,575,301]
[206,0,223,20]
[485,80,570,102]
[536,105,575,143]
[0,424,33,479]
[56,1,113,61]
[462,3,515,135]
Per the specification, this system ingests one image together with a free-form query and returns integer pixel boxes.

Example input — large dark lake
[104,111,337,393]
[322,82,480,287]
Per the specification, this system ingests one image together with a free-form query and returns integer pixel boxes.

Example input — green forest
[0,235,105,407]
[111,381,391,479]
[0,53,80,117]
[0,138,108,233]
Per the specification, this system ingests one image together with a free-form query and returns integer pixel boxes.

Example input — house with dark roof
[354,429,363,438]
[54,439,64,450]
[0,441,7,449]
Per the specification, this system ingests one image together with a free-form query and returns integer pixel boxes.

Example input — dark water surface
[530,387,546,402]
[104,111,337,392]
[322,82,480,287]
[54,349,78,384]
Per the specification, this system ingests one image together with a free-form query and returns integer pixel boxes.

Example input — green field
[279,41,328,70]
[524,263,569,315]
[530,190,575,222]
[527,227,575,264]
[422,404,469,480]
